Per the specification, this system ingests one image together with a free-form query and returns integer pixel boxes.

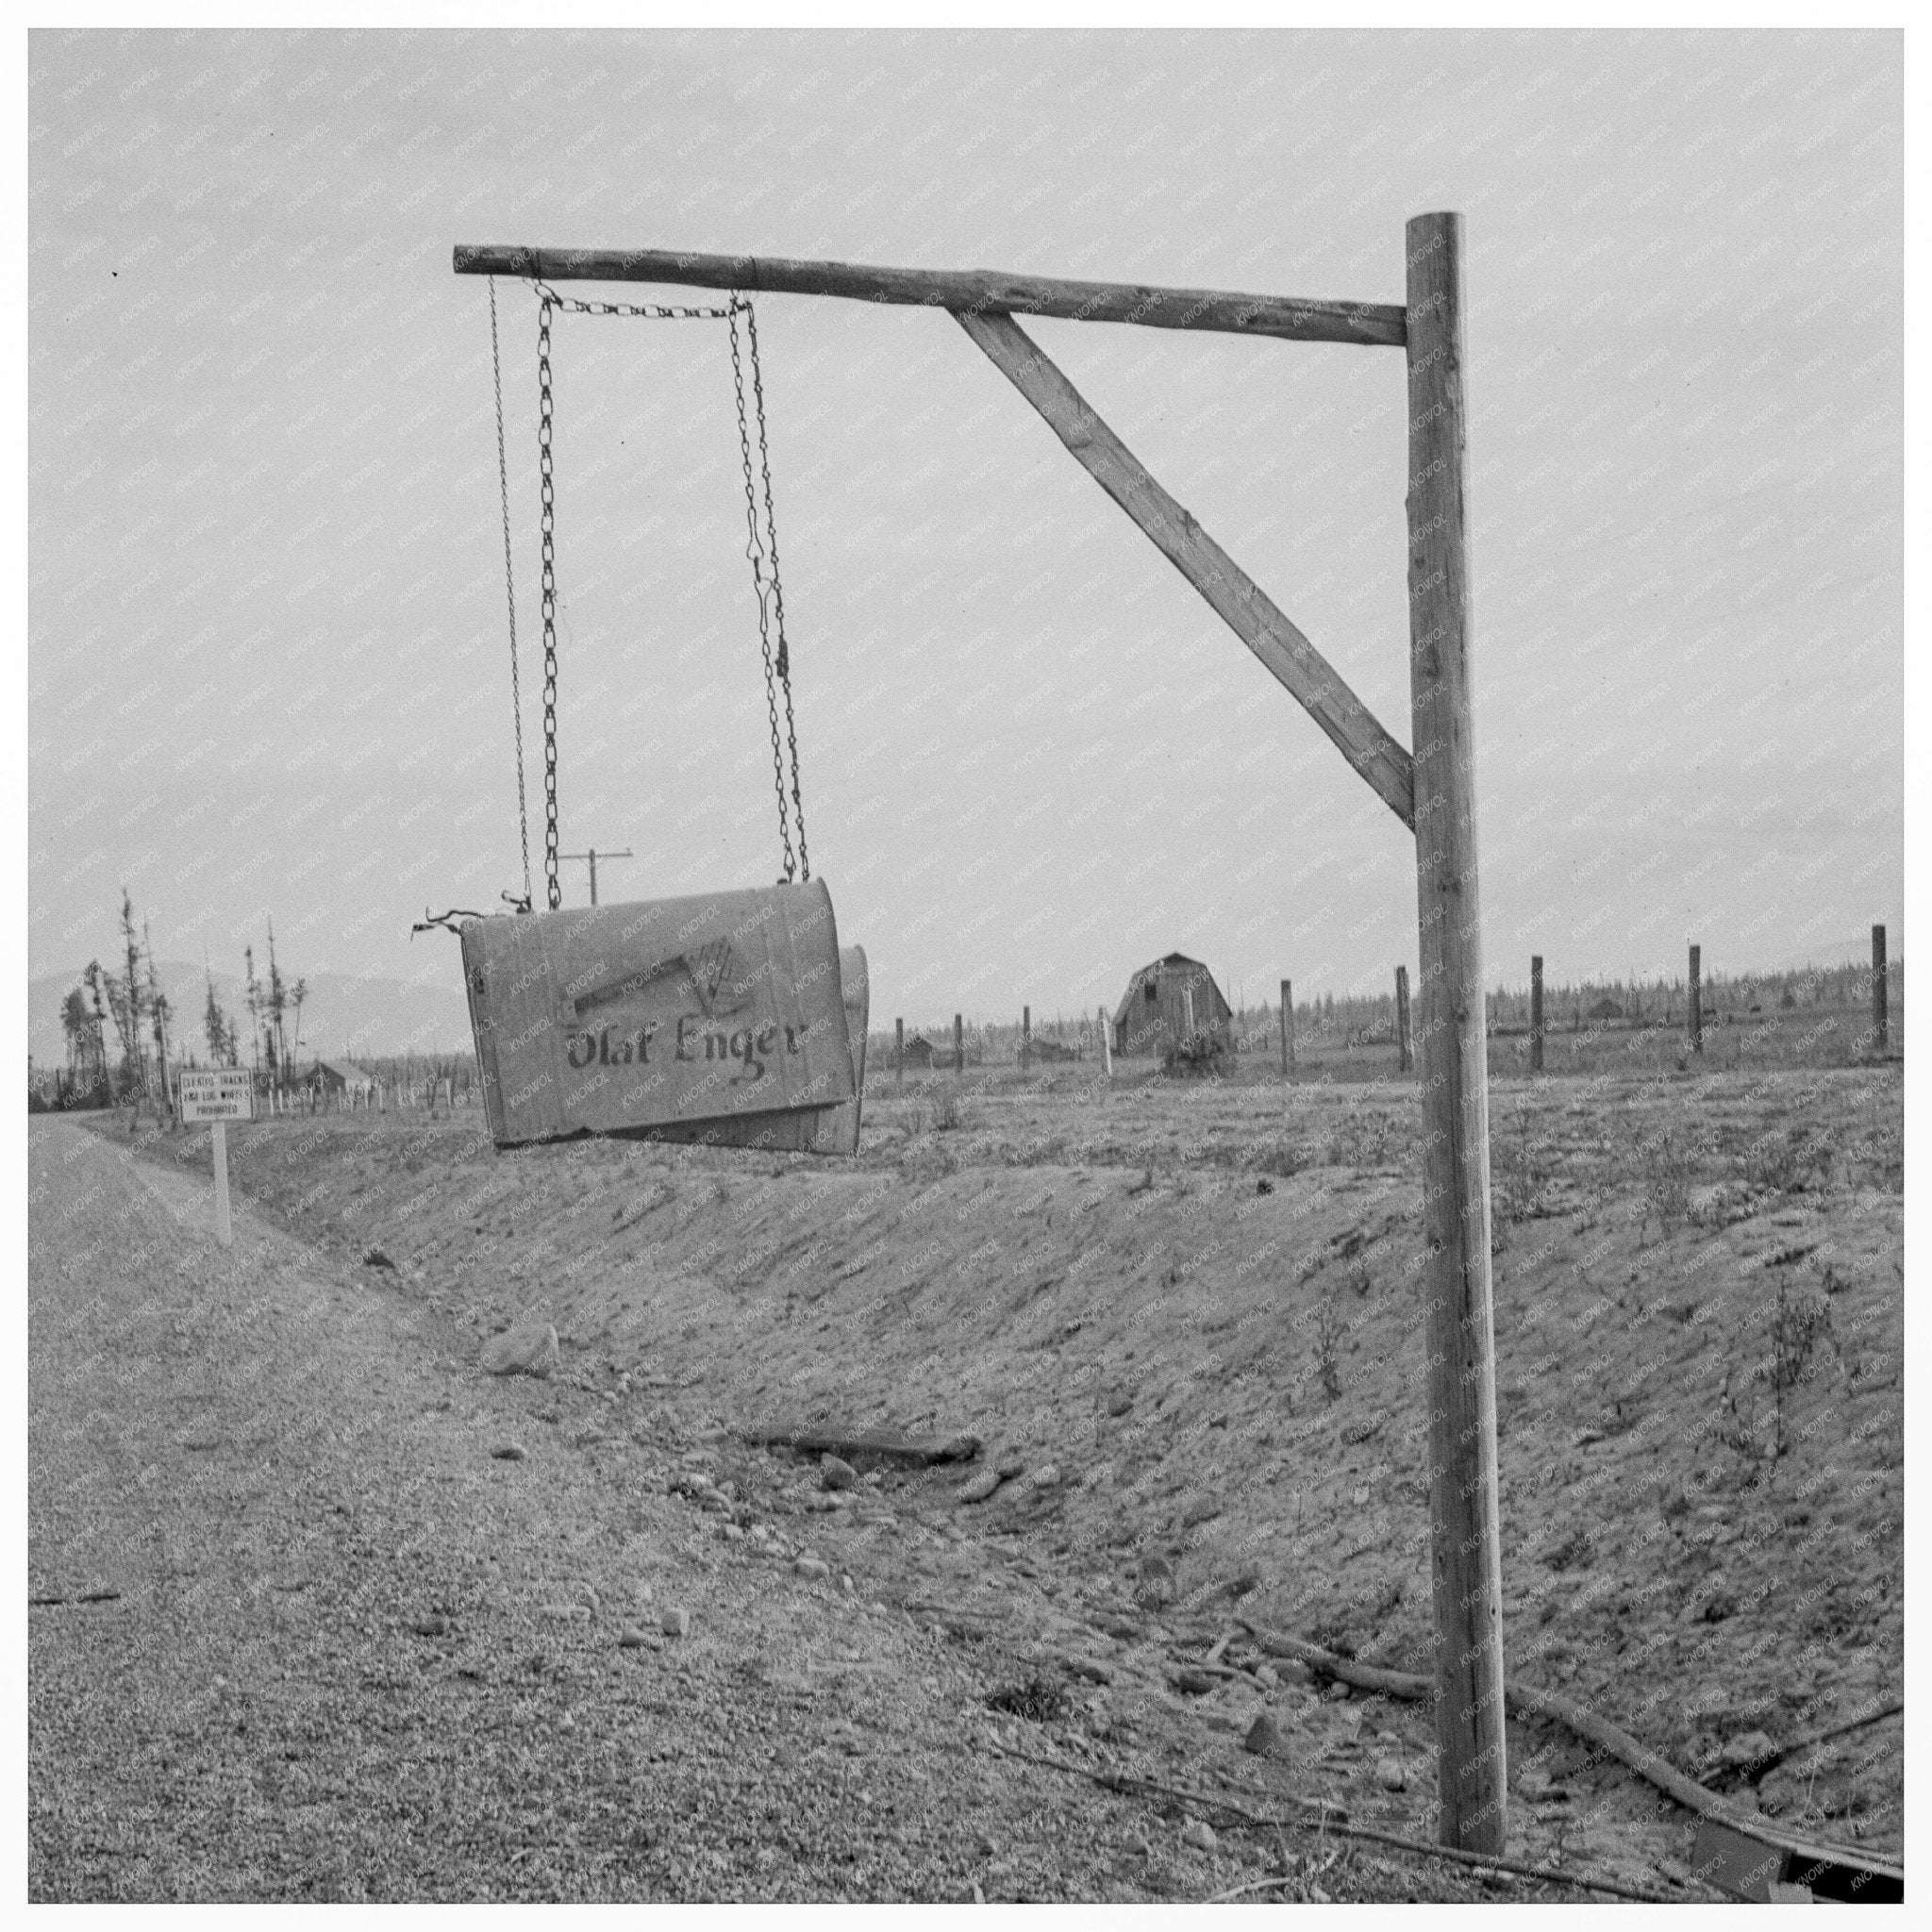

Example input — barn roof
[316,1058,375,1084]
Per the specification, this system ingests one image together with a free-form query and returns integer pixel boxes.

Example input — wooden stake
[1872,924,1888,1054]
[1022,1005,1030,1071]
[955,1012,964,1075]
[1395,965,1412,1074]
[895,1017,905,1086]
[1280,979,1294,1079]
[1405,209,1507,1857]
[1099,1005,1113,1078]
[1689,944,1703,1056]
[211,1120,232,1248]
[1530,957,1544,1074]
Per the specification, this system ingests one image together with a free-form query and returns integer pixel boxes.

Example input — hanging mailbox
[460,877,863,1154]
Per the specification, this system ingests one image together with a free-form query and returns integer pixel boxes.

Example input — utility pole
[559,846,634,908]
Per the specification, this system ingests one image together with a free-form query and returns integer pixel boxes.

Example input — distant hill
[26,959,472,1071]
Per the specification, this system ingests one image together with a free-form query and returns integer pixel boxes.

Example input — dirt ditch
[91,1061,1903,1892]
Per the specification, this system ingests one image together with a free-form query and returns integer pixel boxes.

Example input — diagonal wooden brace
[954,308,1415,830]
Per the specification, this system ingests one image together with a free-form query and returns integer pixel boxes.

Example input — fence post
[895,1018,905,1087]
[1022,1005,1030,1071]
[954,1013,964,1074]
[1530,955,1544,1074]
[1689,944,1703,1056]
[1280,978,1294,1078]
[1395,965,1412,1074]
[1099,1004,1113,1078]
[1406,208,1506,1856]
[1872,924,1888,1055]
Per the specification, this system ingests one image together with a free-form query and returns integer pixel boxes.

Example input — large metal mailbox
[460,878,864,1154]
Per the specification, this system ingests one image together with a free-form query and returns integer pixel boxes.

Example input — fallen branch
[1751,1699,1904,1779]
[985,1738,1685,1904]
[1236,1617,1903,1887]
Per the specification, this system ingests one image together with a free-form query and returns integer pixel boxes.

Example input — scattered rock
[363,1247,397,1270]
[617,1626,651,1649]
[1254,1664,1280,1691]
[958,1467,1003,1505]
[491,1442,527,1461]
[795,1557,831,1582]
[1375,1756,1407,1790]
[1064,1656,1115,1685]
[820,1455,858,1491]
[1172,1667,1220,1695]
[660,1607,690,1639]
[480,1321,558,1378]
[1181,1819,1218,1853]
[411,1613,450,1638]
[1024,1463,1061,1491]
[1244,1711,1279,1757]
[1107,1391,1134,1417]
[1324,1679,1352,1702]
[1723,1728,1777,1768]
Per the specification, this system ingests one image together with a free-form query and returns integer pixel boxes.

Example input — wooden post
[1022,1005,1031,1071]
[1872,924,1888,1054]
[954,1013,964,1075]
[1280,979,1294,1079]
[1530,956,1544,1074]
[1395,965,1412,1074]
[1099,1005,1113,1078]
[211,1119,232,1249]
[1689,944,1703,1056]
[1406,209,1506,1856]
[895,1017,905,1086]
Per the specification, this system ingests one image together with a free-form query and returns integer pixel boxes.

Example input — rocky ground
[29,1060,1904,1900]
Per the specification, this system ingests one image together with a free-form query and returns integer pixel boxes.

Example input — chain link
[537,293,560,911]
[741,300,809,882]
[727,303,798,883]
[519,279,809,891]
[488,279,533,912]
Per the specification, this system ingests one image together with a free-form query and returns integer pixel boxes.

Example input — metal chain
[523,279,808,890]
[533,280,733,322]
[741,299,809,882]
[488,279,533,912]
[726,300,798,883]
[537,293,560,911]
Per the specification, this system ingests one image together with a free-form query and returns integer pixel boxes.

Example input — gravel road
[31,1114,1702,1902]
[25,1118,1392,1902]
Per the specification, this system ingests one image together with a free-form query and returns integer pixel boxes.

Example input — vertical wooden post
[1689,944,1703,1056]
[895,1017,905,1086]
[1872,924,1888,1054]
[1280,978,1294,1078]
[1099,1004,1113,1078]
[1395,965,1412,1074]
[1530,956,1544,1074]
[955,1012,964,1074]
[1406,208,1506,1856]
[1022,1005,1031,1071]
[211,1119,232,1249]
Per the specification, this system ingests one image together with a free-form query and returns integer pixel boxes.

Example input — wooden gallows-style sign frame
[455,213,1507,1855]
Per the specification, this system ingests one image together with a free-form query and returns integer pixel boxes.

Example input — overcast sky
[28,27,1902,1024]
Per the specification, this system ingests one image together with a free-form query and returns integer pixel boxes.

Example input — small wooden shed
[315,1057,375,1101]
[900,1033,937,1071]
[1112,954,1234,1057]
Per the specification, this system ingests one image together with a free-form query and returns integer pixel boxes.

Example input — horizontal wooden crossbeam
[956,308,1416,828]
[453,244,1406,347]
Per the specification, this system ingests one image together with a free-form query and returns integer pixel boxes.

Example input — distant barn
[899,1033,937,1071]
[1112,954,1234,1057]
[314,1057,376,1100]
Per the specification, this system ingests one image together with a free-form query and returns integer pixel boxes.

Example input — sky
[27,26,1903,1032]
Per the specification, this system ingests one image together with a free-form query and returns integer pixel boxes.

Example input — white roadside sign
[177,1068,252,1245]
[178,1068,254,1122]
